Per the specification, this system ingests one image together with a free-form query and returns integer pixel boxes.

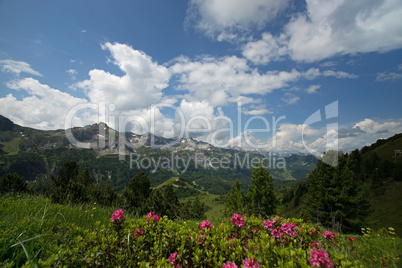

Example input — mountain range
[0,115,317,193]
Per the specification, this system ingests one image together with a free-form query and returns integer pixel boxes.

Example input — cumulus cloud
[0,59,42,76]
[76,42,170,111]
[170,55,302,101]
[174,99,229,140]
[242,32,288,64]
[306,84,321,94]
[282,93,300,105]
[0,78,88,129]
[243,0,402,62]
[185,0,289,41]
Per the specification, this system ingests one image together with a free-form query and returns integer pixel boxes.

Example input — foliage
[1,195,401,267]
[302,152,371,233]
[246,159,279,217]
[0,173,31,194]
[224,179,247,216]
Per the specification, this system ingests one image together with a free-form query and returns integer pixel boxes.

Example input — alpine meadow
[1,0,402,267]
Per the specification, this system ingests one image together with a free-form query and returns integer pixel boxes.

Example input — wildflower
[222,262,238,268]
[231,214,245,228]
[94,202,96,205]
[322,230,335,240]
[348,236,356,243]
[169,251,178,266]
[198,233,205,245]
[146,212,161,223]
[263,219,273,231]
[111,209,124,222]
[90,214,93,217]
[271,229,283,238]
[272,216,280,223]
[389,227,395,231]
[85,211,87,213]
[200,220,213,231]
[134,229,144,238]
[309,241,320,248]
[93,207,96,210]
[310,248,334,268]
[243,257,260,268]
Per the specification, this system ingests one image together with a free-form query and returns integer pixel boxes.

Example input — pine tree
[225,179,246,216]
[247,159,278,217]
[122,171,151,214]
[303,152,370,233]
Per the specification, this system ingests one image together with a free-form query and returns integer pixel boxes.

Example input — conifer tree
[247,159,278,217]
[225,179,246,216]
[303,152,370,233]
[122,171,151,214]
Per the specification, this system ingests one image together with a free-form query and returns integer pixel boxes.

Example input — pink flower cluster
[111,209,124,222]
[169,251,180,267]
[222,262,237,268]
[271,229,284,238]
[231,214,245,228]
[134,229,144,238]
[348,236,356,243]
[310,248,334,268]
[279,222,298,238]
[322,230,335,240]
[200,220,213,231]
[222,258,260,268]
[146,212,161,223]
[243,257,260,268]
[263,219,274,230]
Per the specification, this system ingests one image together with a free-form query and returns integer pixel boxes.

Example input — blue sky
[0,0,401,154]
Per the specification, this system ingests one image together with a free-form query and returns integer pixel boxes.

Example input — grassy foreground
[0,195,401,267]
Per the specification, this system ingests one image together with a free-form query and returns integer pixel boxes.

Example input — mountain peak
[0,115,15,131]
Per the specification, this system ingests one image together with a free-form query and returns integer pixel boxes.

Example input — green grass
[1,137,22,155]
[367,180,402,237]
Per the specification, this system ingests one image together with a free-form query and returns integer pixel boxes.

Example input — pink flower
[272,216,280,223]
[198,233,205,245]
[243,257,260,268]
[146,211,161,223]
[309,241,320,248]
[271,229,283,238]
[231,214,245,228]
[310,248,334,268]
[153,215,161,222]
[111,209,124,222]
[222,262,238,268]
[280,223,297,238]
[200,220,213,231]
[322,230,335,240]
[263,219,274,231]
[134,229,144,238]
[169,252,178,266]
[348,236,356,243]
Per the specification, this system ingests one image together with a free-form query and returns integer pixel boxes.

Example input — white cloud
[282,93,300,105]
[376,71,402,81]
[186,0,289,41]
[76,42,170,111]
[323,70,358,79]
[243,0,402,62]
[170,55,302,101]
[175,99,228,139]
[0,78,88,129]
[242,32,288,64]
[66,69,77,80]
[306,84,321,94]
[0,59,42,76]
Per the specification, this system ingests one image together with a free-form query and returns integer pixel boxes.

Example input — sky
[0,0,401,154]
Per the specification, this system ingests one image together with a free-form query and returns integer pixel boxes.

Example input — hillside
[282,133,402,236]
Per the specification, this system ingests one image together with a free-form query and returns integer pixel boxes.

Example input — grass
[367,180,402,237]
[1,137,22,155]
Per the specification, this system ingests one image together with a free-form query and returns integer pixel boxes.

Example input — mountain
[0,115,316,193]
